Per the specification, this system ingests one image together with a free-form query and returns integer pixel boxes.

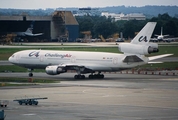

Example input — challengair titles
[45,53,72,58]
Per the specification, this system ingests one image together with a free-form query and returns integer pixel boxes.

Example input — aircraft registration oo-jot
[9,22,172,79]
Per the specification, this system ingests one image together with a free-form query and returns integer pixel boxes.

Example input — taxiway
[0,73,178,120]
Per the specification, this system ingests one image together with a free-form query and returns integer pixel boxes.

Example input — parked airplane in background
[155,27,169,40]
[15,22,43,37]
[9,22,172,79]
[151,27,176,42]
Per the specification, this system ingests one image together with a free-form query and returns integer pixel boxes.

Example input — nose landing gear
[29,73,33,77]
[28,69,33,77]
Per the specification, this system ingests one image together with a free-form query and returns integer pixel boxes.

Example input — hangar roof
[0,11,78,25]
[0,15,51,21]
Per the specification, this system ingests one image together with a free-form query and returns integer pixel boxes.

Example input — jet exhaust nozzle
[148,47,159,54]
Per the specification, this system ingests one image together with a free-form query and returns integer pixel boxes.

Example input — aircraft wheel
[35,101,38,105]
[74,75,85,79]
[29,73,33,77]
[89,75,93,79]
[81,75,85,79]
[74,75,78,79]
[29,102,32,105]
[19,101,22,105]
[100,74,104,79]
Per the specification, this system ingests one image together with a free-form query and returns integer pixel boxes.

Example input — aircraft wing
[24,33,43,36]
[33,33,44,36]
[163,37,178,41]
[53,63,113,73]
[65,63,106,71]
[148,54,173,61]
[154,34,159,37]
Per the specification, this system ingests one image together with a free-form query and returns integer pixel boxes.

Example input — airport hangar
[0,11,79,42]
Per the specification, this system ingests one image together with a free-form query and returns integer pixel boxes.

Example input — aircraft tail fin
[25,21,34,33]
[161,27,163,36]
[118,22,158,55]
[131,22,157,45]
[25,28,33,33]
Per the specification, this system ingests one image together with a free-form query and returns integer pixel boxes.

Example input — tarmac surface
[1,73,178,120]
[0,42,178,120]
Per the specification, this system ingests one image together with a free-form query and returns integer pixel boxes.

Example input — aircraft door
[40,55,44,62]
[71,56,76,63]
[113,57,118,65]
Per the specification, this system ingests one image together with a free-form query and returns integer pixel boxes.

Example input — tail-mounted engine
[118,43,159,55]
[45,65,67,75]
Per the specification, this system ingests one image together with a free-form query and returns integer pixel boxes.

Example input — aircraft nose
[8,55,15,63]
[8,56,12,62]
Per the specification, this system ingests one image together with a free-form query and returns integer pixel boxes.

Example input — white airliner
[151,27,176,42]
[15,22,43,37]
[15,28,43,37]
[8,22,172,79]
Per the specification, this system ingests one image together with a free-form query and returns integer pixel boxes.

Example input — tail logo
[139,36,148,42]
[29,51,40,57]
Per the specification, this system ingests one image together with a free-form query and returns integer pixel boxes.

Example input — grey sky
[0,0,177,9]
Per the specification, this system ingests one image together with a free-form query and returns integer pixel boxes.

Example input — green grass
[0,65,44,72]
[14,44,88,46]
[147,46,178,57]
[0,77,58,87]
[136,62,178,70]
[0,77,57,83]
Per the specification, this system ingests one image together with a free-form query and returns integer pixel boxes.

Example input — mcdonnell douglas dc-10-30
[8,22,172,79]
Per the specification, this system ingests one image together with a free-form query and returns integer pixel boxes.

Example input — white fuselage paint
[9,50,147,72]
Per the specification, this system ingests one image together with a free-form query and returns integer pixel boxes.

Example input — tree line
[76,13,178,40]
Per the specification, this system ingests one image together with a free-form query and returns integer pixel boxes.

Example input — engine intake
[45,65,67,75]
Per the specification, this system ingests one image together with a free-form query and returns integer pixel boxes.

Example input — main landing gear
[88,74,104,79]
[74,72,104,79]
[74,75,85,79]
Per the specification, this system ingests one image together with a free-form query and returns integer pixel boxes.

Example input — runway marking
[82,88,127,98]
[102,95,126,97]
[22,113,36,116]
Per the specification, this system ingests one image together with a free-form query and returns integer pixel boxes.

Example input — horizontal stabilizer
[123,55,143,63]
[148,54,173,61]
[148,61,163,64]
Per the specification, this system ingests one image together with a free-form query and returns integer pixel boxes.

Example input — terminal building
[0,11,79,42]
[101,12,146,21]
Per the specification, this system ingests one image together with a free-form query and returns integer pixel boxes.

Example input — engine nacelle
[45,65,67,75]
[147,43,158,49]
[118,43,159,55]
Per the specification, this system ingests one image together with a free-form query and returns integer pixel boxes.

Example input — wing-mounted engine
[118,43,159,55]
[45,65,67,75]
